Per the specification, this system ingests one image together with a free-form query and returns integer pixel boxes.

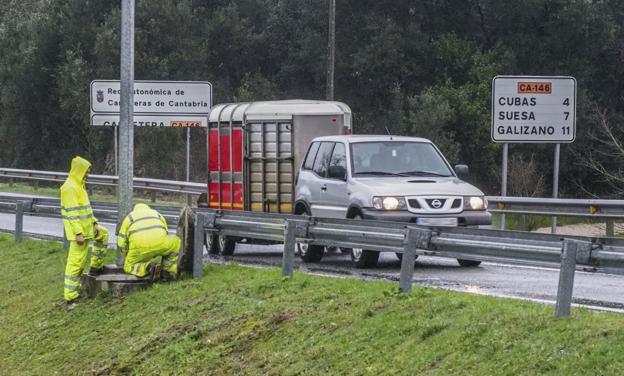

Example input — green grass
[0,182,187,207]
[2,234,624,375]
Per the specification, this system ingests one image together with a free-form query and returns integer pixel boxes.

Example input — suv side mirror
[328,165,347,181]
[454,164,469,179]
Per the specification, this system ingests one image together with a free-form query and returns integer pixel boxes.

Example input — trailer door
[246,121,294,213]
[207,121,244,210]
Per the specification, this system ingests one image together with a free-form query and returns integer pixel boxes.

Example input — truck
[203,100,352,254]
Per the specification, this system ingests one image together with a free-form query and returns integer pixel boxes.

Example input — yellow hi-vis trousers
[123,235,180,277]
[63,225,109,301]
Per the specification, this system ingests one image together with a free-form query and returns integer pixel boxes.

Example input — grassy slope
[2,235,624,375]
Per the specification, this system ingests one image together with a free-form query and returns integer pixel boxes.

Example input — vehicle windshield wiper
[354,171,409,177]
[397,170,452,177]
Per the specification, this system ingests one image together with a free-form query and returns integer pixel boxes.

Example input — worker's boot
[65,297,82,310]
[148,263,162,281]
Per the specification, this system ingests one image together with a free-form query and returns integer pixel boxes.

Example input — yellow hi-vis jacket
[60,156,97,241]
[117,204,169,256]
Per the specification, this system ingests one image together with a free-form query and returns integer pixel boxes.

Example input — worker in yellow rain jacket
[61,156,109,305]
[117,203,181,281]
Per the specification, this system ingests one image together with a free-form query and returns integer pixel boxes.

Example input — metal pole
[399,228,418,293]
[282,219,296,277]
[555,239,577,317]
[193,213,205,278]
[551,143,560,234]
[325,0,336,100]
[186,127,191,206]
[500,143,508,230]
[15,201,24,243]
[118,0,134,224]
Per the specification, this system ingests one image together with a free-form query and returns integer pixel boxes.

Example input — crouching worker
[117,203,181,281]
[62,156,110,306]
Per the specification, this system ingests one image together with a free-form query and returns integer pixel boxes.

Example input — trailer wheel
[457,259,481,267]
[205,232,219,254]
[218,235,236,256]
[349,214,379,268]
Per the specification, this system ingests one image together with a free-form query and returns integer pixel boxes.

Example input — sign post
[492,76,576,233]
[119,0,135,258]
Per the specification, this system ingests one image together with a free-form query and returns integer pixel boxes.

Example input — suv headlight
[372,196,407,210]
[463,196,487,211]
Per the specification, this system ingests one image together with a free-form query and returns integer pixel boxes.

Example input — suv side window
[303,142,320,170]
[328,142,346,178]
[312,142,335,177]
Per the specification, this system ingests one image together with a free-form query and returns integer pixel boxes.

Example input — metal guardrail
[487,196,624,218]
[2,168,624,226]
[0,168,206,195]
[0,194,181,228]
[194,209,624,317]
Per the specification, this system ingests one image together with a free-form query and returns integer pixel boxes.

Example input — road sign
[91,80,211,114]
[91,114,207,127]
[491,76,576,143]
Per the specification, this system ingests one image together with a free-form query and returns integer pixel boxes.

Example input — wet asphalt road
[2,194,624,311]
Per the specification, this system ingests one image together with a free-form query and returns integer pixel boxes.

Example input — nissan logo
[431,199,442,209]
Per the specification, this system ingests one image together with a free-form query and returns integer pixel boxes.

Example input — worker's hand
[76,234,85,245]
[94,223,100,237]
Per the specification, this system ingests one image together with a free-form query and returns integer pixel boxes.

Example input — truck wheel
[218,235,236,256]
[395,252,418,261]
[457,259,481,267]
[350,214,379,268]
[205,232,219,255]
[296,210,324,262]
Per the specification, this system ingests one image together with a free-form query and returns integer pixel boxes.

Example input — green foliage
[1,0,623,194]
[3,234,624,374]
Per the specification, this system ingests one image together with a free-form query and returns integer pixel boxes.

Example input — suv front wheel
[350,214,380,268]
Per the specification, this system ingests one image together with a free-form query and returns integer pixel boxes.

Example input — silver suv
[294,135,491,268]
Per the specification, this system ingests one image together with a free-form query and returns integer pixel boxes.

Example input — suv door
[321,142,349,218]
[309,142,335,217]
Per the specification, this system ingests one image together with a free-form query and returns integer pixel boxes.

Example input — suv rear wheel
[350,214,380,268]
[296,209,324,262]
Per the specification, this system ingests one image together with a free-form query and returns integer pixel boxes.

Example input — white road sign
[491,76,576,143]
[91,114,207,128]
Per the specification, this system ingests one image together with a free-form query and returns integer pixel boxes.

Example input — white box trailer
[205,100,352,214]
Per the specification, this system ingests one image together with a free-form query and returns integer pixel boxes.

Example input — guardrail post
[15,201,24,243]
[606,219,615,237]
[555,239,578,317]
[282,219,296,277]
[193,213,205,278]
[399,228,419,293]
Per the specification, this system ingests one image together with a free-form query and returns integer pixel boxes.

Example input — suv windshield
[350,141,453,177]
